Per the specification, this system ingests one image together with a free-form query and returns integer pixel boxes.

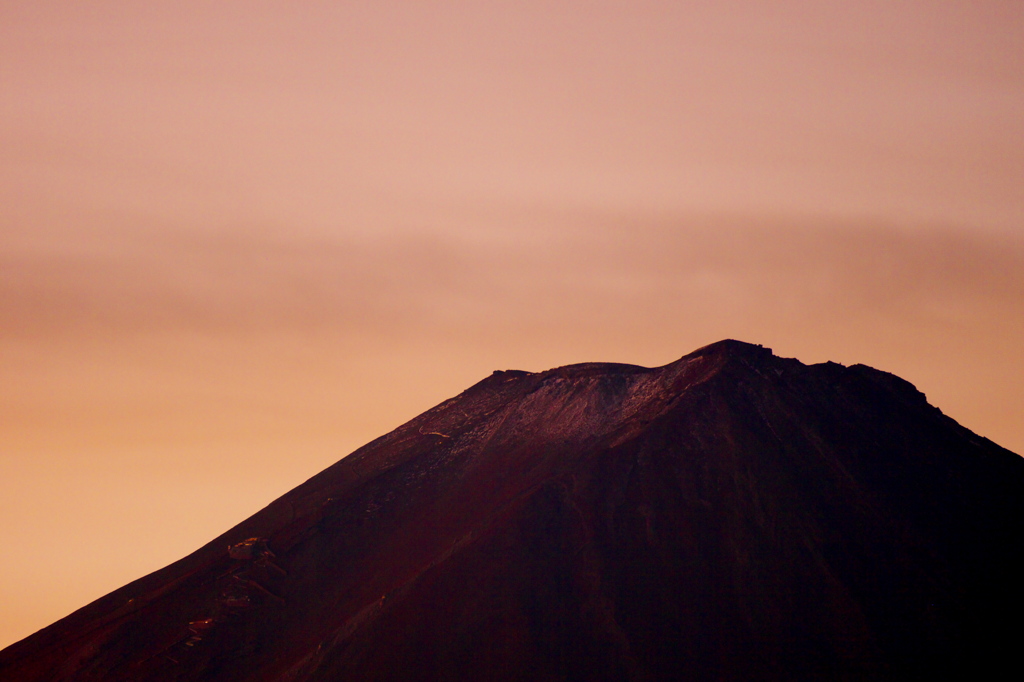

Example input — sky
[1,0,1022,650]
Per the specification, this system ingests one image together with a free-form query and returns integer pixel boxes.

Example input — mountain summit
[3,340,1022,681]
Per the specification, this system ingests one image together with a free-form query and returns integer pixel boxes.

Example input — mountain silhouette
[3,340,1022,681]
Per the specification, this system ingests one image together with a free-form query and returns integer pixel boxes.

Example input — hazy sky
[2,1,1022,649]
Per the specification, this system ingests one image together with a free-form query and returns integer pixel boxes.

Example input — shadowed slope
[2,340,1022,681]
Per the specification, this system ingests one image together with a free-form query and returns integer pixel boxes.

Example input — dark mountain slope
[2,340,1022,681]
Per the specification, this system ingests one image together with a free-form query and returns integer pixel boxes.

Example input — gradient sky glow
[2,1,1022,649]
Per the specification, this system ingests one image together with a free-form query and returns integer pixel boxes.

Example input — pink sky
[2,1,1022,649]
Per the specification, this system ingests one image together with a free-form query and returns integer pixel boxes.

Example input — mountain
[2,340,1022,681]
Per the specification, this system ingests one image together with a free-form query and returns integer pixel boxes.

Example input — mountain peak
[687,337,773,360]
[3,342,1022,682]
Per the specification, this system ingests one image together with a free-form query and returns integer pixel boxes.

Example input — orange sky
[2,1,1022,650]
